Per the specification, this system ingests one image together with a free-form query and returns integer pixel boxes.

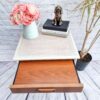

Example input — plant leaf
[81,6,86,22]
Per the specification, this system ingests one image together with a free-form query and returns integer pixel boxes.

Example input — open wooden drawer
[11,60,83,93]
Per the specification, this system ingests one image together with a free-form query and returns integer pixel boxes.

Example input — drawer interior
[11,60,83,93]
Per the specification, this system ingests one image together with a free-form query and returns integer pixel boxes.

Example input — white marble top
[13,32,80,61]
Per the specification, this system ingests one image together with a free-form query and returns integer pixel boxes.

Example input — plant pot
[23,21,39,39]
[76,52,92,71]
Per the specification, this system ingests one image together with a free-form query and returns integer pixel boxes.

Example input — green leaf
[87,0,91,17]
[81,6,86,22]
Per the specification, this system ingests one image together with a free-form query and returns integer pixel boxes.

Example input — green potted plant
[75,0,100,71]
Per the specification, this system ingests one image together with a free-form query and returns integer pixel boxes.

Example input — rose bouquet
[10,4,40,25]
[10,4,40,39]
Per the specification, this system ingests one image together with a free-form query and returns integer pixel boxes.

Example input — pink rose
[10,4,40,25]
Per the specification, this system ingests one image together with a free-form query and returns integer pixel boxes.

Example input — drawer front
[11,60,83,93]
[11,84,83,93]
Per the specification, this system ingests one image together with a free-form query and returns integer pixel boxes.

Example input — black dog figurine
[52,5,63,26]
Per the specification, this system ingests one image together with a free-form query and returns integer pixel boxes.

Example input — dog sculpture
[52,5,63,26]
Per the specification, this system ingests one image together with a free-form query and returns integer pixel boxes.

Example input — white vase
[23,21,39,39]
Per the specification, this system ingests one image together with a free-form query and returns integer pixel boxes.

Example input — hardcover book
[43,19,69,32]
[42,28,69,38]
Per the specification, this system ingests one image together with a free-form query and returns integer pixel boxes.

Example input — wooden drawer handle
[38,88,56,92]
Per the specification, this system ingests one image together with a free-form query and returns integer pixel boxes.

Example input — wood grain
[11,60,83,93]
[11,83,83,93]
[0,0,100,99]
[0,61,100,99]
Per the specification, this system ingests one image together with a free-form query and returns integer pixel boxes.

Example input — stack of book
[42,19,70,38]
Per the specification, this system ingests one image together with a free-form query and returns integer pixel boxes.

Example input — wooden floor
[0,61,100,100]
[0,0,100,100]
